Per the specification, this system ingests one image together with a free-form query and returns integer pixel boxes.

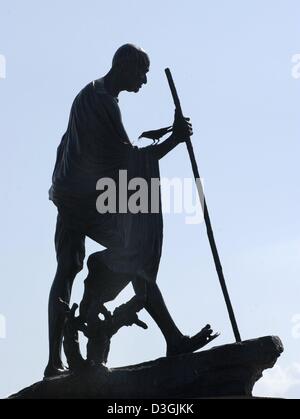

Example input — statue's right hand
[172,110,193,142]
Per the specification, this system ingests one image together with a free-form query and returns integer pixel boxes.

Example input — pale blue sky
[0,0,299,398]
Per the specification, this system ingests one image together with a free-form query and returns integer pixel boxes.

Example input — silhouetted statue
[45,44,217,378]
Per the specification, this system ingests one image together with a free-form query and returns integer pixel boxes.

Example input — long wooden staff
[165,68,242,343]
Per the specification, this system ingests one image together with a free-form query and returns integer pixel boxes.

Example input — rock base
[10,336,283,399]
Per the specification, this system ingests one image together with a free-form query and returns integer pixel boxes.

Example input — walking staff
[165,68,242,343]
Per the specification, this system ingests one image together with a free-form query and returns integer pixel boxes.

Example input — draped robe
[49,79,163,283]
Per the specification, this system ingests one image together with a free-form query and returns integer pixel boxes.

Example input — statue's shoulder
[92,78,119,106]
[92,78,106,94]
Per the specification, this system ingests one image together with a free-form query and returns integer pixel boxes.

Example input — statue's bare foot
[166,325,219,357]
[43,363,69,379]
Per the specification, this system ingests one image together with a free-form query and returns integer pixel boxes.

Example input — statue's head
[112,44,150,93]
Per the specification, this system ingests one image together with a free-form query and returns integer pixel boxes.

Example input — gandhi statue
[45,44,216,378]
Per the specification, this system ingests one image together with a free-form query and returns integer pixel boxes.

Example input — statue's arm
[149,115,193,160]
[150,134,181,160]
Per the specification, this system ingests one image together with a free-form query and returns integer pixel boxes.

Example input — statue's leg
[132,278,217,356]
[132,278,183,346]
[79,252,132,322]
[44,214,85,378]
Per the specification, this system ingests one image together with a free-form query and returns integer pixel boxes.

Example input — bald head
[112,44,150,72]
[104,44,150,95]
